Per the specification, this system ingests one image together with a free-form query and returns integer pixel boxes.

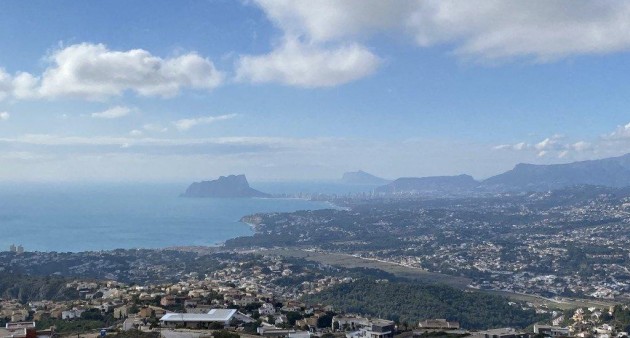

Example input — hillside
[482,153,630,191]
[341,170,391,185]
[303,279,546,329]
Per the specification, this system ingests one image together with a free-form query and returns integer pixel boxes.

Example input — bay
[0,183,334,252]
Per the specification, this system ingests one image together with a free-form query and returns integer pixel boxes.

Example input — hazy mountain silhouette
[182,175,270,198]
[482,153,630,191]
[341,170,391,185]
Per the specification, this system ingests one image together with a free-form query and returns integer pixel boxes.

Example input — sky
[2,0,630,182]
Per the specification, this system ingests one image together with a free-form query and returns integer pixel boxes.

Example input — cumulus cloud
[173,113,237,131]
[91,106,132,119]
[494,122,630,160]
[409,0,630,61]
[606,122,630,139]
[236,38,380,87]
[0,43,224,101]
[0,69,12,100]
[253,0,414,43]
[534,135,564,151]
[251,0,630,64]
[0,112,9,121]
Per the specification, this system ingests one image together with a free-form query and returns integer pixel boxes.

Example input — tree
[209,322,224,330]
[212,330,239,338]
[317,312,335,328]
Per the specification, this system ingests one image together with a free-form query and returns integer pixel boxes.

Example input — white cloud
[91,106,132,119]
[236,38,380,87]
[11,72,39,99]
[607,122,630,139]
[408,0,630,61]
[494,122,630,160]
[173,113,237,131]
[513,142,528,151]
[572,141,591,152]
[535,138,555,151]
[0,112,9,121]
[129,129,143,137]
[253,0,414,43]
[0,69,12,101]
[0,43,224,101]
[252,0,630,63]
[142,124,168,133]
[493,144,511,150]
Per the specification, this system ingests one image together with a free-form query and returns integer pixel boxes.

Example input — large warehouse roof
[160,309,237,322]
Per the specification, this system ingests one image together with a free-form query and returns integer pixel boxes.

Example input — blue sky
[2,0,630,182]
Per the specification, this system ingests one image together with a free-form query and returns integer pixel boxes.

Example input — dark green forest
[303,279,548,329]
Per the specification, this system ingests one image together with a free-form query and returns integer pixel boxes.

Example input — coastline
[0,184,335,252]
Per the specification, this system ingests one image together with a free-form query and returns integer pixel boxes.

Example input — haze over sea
[0,182,359,252]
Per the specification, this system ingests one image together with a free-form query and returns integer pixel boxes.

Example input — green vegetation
[303,279,548,329]
[611,305,630,332]
[0,273,78,302]
[108,330,159,338]
[212,330,240,338]
[35,317,108,333]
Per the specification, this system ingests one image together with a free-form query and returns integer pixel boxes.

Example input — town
[0,245,629,338]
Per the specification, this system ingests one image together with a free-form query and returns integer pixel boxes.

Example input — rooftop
[160,309,237,322]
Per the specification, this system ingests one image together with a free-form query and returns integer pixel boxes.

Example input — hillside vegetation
[303,279,547,329]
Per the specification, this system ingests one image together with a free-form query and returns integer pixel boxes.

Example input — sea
[0,181,377,252]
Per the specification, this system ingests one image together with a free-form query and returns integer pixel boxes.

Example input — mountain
[181,174,271,198]
[341,170,391,185]
[376,174,479,195]
[482,153,630,191]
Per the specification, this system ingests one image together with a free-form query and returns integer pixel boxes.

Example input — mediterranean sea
[0,182,344,252]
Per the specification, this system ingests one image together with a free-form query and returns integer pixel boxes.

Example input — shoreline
[1,196,339,254]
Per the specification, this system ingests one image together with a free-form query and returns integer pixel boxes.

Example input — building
[533,325,570,337]
[332,316,370,332]
[257,326,297,337]
[0,322,51,338]
[122,318,143,331]
[113,305,129,319]
[61,309,85,320]
[470,328,529,338]
[259,303,277,316]
[159,309,237,329]
[418,319,460,330]
[346,319,395,338]
[160,295,176,307]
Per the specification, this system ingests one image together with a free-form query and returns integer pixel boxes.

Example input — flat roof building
[160,309,237,329]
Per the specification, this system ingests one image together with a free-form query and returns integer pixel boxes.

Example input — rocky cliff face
[181,175,270,198]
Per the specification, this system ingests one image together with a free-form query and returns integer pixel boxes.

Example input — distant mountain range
[341,170,391,185]
[181,174,270,198]
[374,153,630,195]
[482,153,630,191]
[376,174,479,195]
[182,154,630,198]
